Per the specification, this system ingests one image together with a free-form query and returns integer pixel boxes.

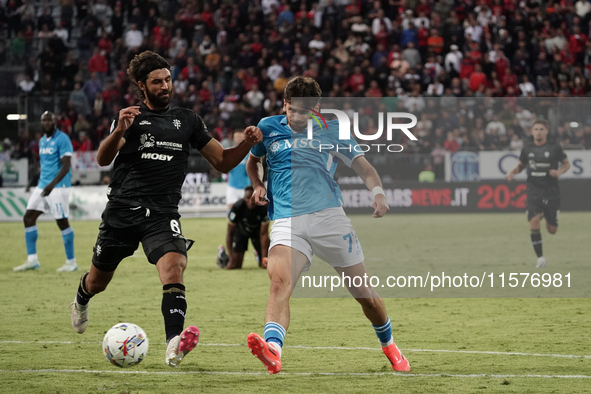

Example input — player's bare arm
[351,156,390,218]
[549,158,570,178]
[506,161,526,182]
[96,105,140,166]
[42,156,71,197]
[199,126,262,173]
[226,221,237,266]
[246,154,267,206]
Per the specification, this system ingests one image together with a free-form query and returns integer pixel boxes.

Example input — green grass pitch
[0,213,590,393]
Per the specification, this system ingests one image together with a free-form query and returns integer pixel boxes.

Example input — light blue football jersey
[250,115,363,220]
[38,129,73,188]
[228,154,251,189]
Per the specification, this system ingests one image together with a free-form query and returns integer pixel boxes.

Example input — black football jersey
[518,141,567,192]
[228,199,269,235]
[107,102,212,212]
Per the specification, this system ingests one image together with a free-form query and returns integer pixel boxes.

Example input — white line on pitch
[0,369,590,379]
[1,340,590,360]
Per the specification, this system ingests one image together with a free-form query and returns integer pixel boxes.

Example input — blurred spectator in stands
[82,72,103,104]
[444,131,459,152]
[418,164,436,183]
[510,134,524,151]
[89,47,108,83]
[431,142,446,179]
[75,131,92,152]
[445,45,462,77]
[11,31,27,63]
[125,23,143,49]
[95,117,112,145]
[73,114,91,136]
[486,114,506,136]
[173,72,189,96]
[18,74,35,94]
[38,73,54,96]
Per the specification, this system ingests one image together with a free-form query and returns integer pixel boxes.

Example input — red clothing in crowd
[349,73,365,92]
[89,53,108,73]
[418,27,430,48]
[569,33,587,54]
[495,56,510,79]
[444,138,459,152]
[459,58,475,80]
[469,71,487,91]
[560,49,576,66]
[501,73,518,91]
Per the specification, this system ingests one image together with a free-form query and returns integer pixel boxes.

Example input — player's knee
[23,212,36,227]
[547,226,557,234]
[269,275,290,298]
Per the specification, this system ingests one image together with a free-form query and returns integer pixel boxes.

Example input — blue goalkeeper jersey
[228,154,250,189]
[250,115,363,220]
[38,129,73,188]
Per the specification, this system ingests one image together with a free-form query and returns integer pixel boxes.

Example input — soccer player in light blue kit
[226,129,251,209]
[14,111,77,272]
[245,77,410,374]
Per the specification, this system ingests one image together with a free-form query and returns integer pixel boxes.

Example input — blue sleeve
[250,142,266,158]
[58,133,73,158]
[250,118,270,158]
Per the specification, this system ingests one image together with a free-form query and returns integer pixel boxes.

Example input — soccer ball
[102,323,149,368]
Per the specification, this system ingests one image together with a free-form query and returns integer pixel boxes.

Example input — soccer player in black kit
[69,51,262,367]
[506,119,570,268]
[218,186,270,270]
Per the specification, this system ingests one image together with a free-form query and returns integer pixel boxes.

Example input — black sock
[76,272,94,306]
[531,230,543,258]
[162,283,187,343]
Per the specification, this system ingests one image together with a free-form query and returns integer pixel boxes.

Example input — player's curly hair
[127,51,171,100]
[284,76,322,103]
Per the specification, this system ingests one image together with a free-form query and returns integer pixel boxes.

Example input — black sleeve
[191,113,213,150]
[555,143,567,162]
[518,145,528,165]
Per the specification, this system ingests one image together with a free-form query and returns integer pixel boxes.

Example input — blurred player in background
[506,119,570,268]
[14,111,77,273]
[226,129,252,210]
[68,51,262,367]
[217,185,270,269]
[245,77,410,374]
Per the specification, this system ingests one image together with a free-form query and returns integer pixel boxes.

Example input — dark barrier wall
[340,180,591,214]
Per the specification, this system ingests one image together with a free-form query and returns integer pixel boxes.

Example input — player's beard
[145,88,172,109]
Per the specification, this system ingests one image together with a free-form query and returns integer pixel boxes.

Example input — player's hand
[549,169,560,178]
[372,194,389,218]
[244,126,263,146]
[116,106,141,132]
[41,184,54,197]
[505,171,514,182]
[252,185,268,206]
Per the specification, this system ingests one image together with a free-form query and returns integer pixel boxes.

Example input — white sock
[268,341,282,357]
[67,258,77,265]
[28,254,38,263]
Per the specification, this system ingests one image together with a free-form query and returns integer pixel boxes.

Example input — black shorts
[92,203,191,272]
[526,193,560,227]
[232,230,262,256]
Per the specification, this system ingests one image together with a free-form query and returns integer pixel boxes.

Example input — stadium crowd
[3,0,591,175]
